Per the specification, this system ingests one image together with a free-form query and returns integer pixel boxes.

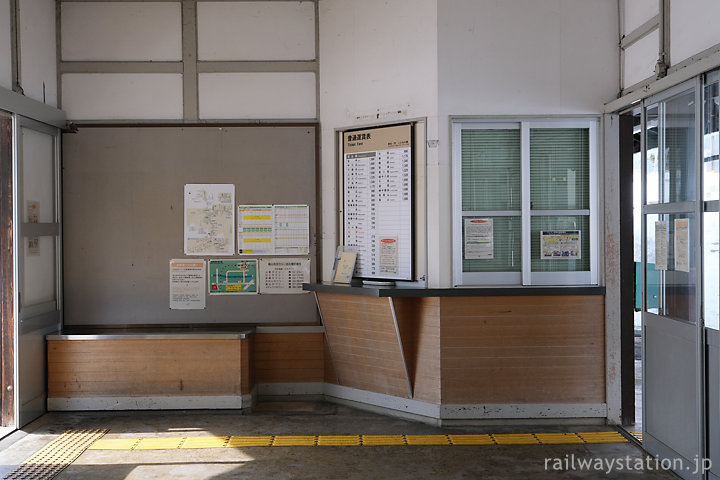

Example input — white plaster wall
[670,0,720,66]
[198,1,315,61]
[624,29,659,89]
[437,0,618,287]
[0,0,11,91]
[19,0,57,107]
[623,0,658,36]
[318,0,438,282]
[61,2,182,61]
[61,73,183,120]
[198,72,316,119]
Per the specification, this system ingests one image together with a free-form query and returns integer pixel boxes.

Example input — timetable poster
[343,124,413,280]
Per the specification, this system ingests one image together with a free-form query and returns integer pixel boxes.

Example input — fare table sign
[343,124,413,281]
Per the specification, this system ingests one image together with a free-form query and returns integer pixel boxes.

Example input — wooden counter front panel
[317,293,411,398]
[440,296,605,404]
[48,339,247,397]
[393,297,441,404]
[253,333,325,384]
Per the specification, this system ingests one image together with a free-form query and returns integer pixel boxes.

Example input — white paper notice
[274,205,310,255]
[464,218,494,260]
[238,205,310,255]
[378,236,399,275]
[238,205,274,254]
[170,259,206,309]
[674,218,690,272]
[259,257,310,294]
[184,184,235,255]
[655,221,668,271]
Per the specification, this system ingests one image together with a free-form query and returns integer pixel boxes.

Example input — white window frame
[452,118,599,287]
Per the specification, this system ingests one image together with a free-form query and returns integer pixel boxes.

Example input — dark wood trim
[619,113,637,426]
[0,116,15,427]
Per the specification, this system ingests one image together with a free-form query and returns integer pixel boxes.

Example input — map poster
[169,259,206,309]
[540,230,581,259]
[208,259,258,294]
[258,257,310,294]
[184,184,235,256]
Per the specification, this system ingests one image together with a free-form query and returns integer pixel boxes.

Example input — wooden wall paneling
[323,336,338,384]
[393,297,441,404]
[440,296,606,405]
[317,293,411,398]
[48,339,243,397]
[241,337,253,395]
[253,333,324,384]
[0,116,14,426]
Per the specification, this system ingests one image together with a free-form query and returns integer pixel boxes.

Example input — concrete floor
[0,401,677,480]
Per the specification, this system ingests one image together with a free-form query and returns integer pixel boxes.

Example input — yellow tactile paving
[576,432,628,443]
[534,433,584,444]
[134,437,184,450]
[84,431,632,451]
[630,432,642,441]
[361,435,406,446]
[405,435,451,446]
[447,434,495,445]
[228,436,273,447]
[181,436,230,449]
[272,436,317,446]
[3,429,107,480]
[317,435,362,446]
[88,438,141,450]
[491,434,540,445]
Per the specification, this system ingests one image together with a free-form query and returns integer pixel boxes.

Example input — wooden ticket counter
[306,282,607,423]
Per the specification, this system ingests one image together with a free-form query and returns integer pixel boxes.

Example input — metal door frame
[13,115,62,427]
[640,77,706,480]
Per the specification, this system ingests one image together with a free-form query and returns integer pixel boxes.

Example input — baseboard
[47,394,253,411]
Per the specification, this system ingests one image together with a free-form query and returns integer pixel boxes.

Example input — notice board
[62,126,317,326]
[342,123,414,281]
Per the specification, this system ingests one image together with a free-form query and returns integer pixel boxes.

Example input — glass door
[15,116,61,427]
[642,80,705,480]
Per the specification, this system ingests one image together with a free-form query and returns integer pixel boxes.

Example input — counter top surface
[303,282,605,297]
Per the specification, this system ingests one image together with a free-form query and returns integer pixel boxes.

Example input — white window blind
[452,119,598,286]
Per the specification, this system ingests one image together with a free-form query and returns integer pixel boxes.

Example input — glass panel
[462,216,521,273]
[646,104,660,204]
[530,215,590,272]
[530,128,589,210]
[21,128,55,223]
[704,77,719,201]
[663,90,697,203]
[22,235,56,307]
[461,129,521,211]
[645,213,697,323]
[704,211,719,329]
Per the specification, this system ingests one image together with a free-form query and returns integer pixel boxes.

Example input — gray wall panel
[62,126,317,326]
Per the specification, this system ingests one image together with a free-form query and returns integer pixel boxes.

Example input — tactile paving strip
[87,431,629,450]
[2,429,107,480]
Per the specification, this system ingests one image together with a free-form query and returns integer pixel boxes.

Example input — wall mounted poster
[238,204,310,255]
[169,259,206,309]
[540,230,581,259]
[184,184,235,255]
[464,218,494,260]
[343,123,413,280]
[259,257,310,294]
[208,259,258,294]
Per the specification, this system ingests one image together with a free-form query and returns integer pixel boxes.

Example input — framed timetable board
[342,123,414,281]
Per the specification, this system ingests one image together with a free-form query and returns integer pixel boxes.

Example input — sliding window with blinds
[452,119,598,286]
